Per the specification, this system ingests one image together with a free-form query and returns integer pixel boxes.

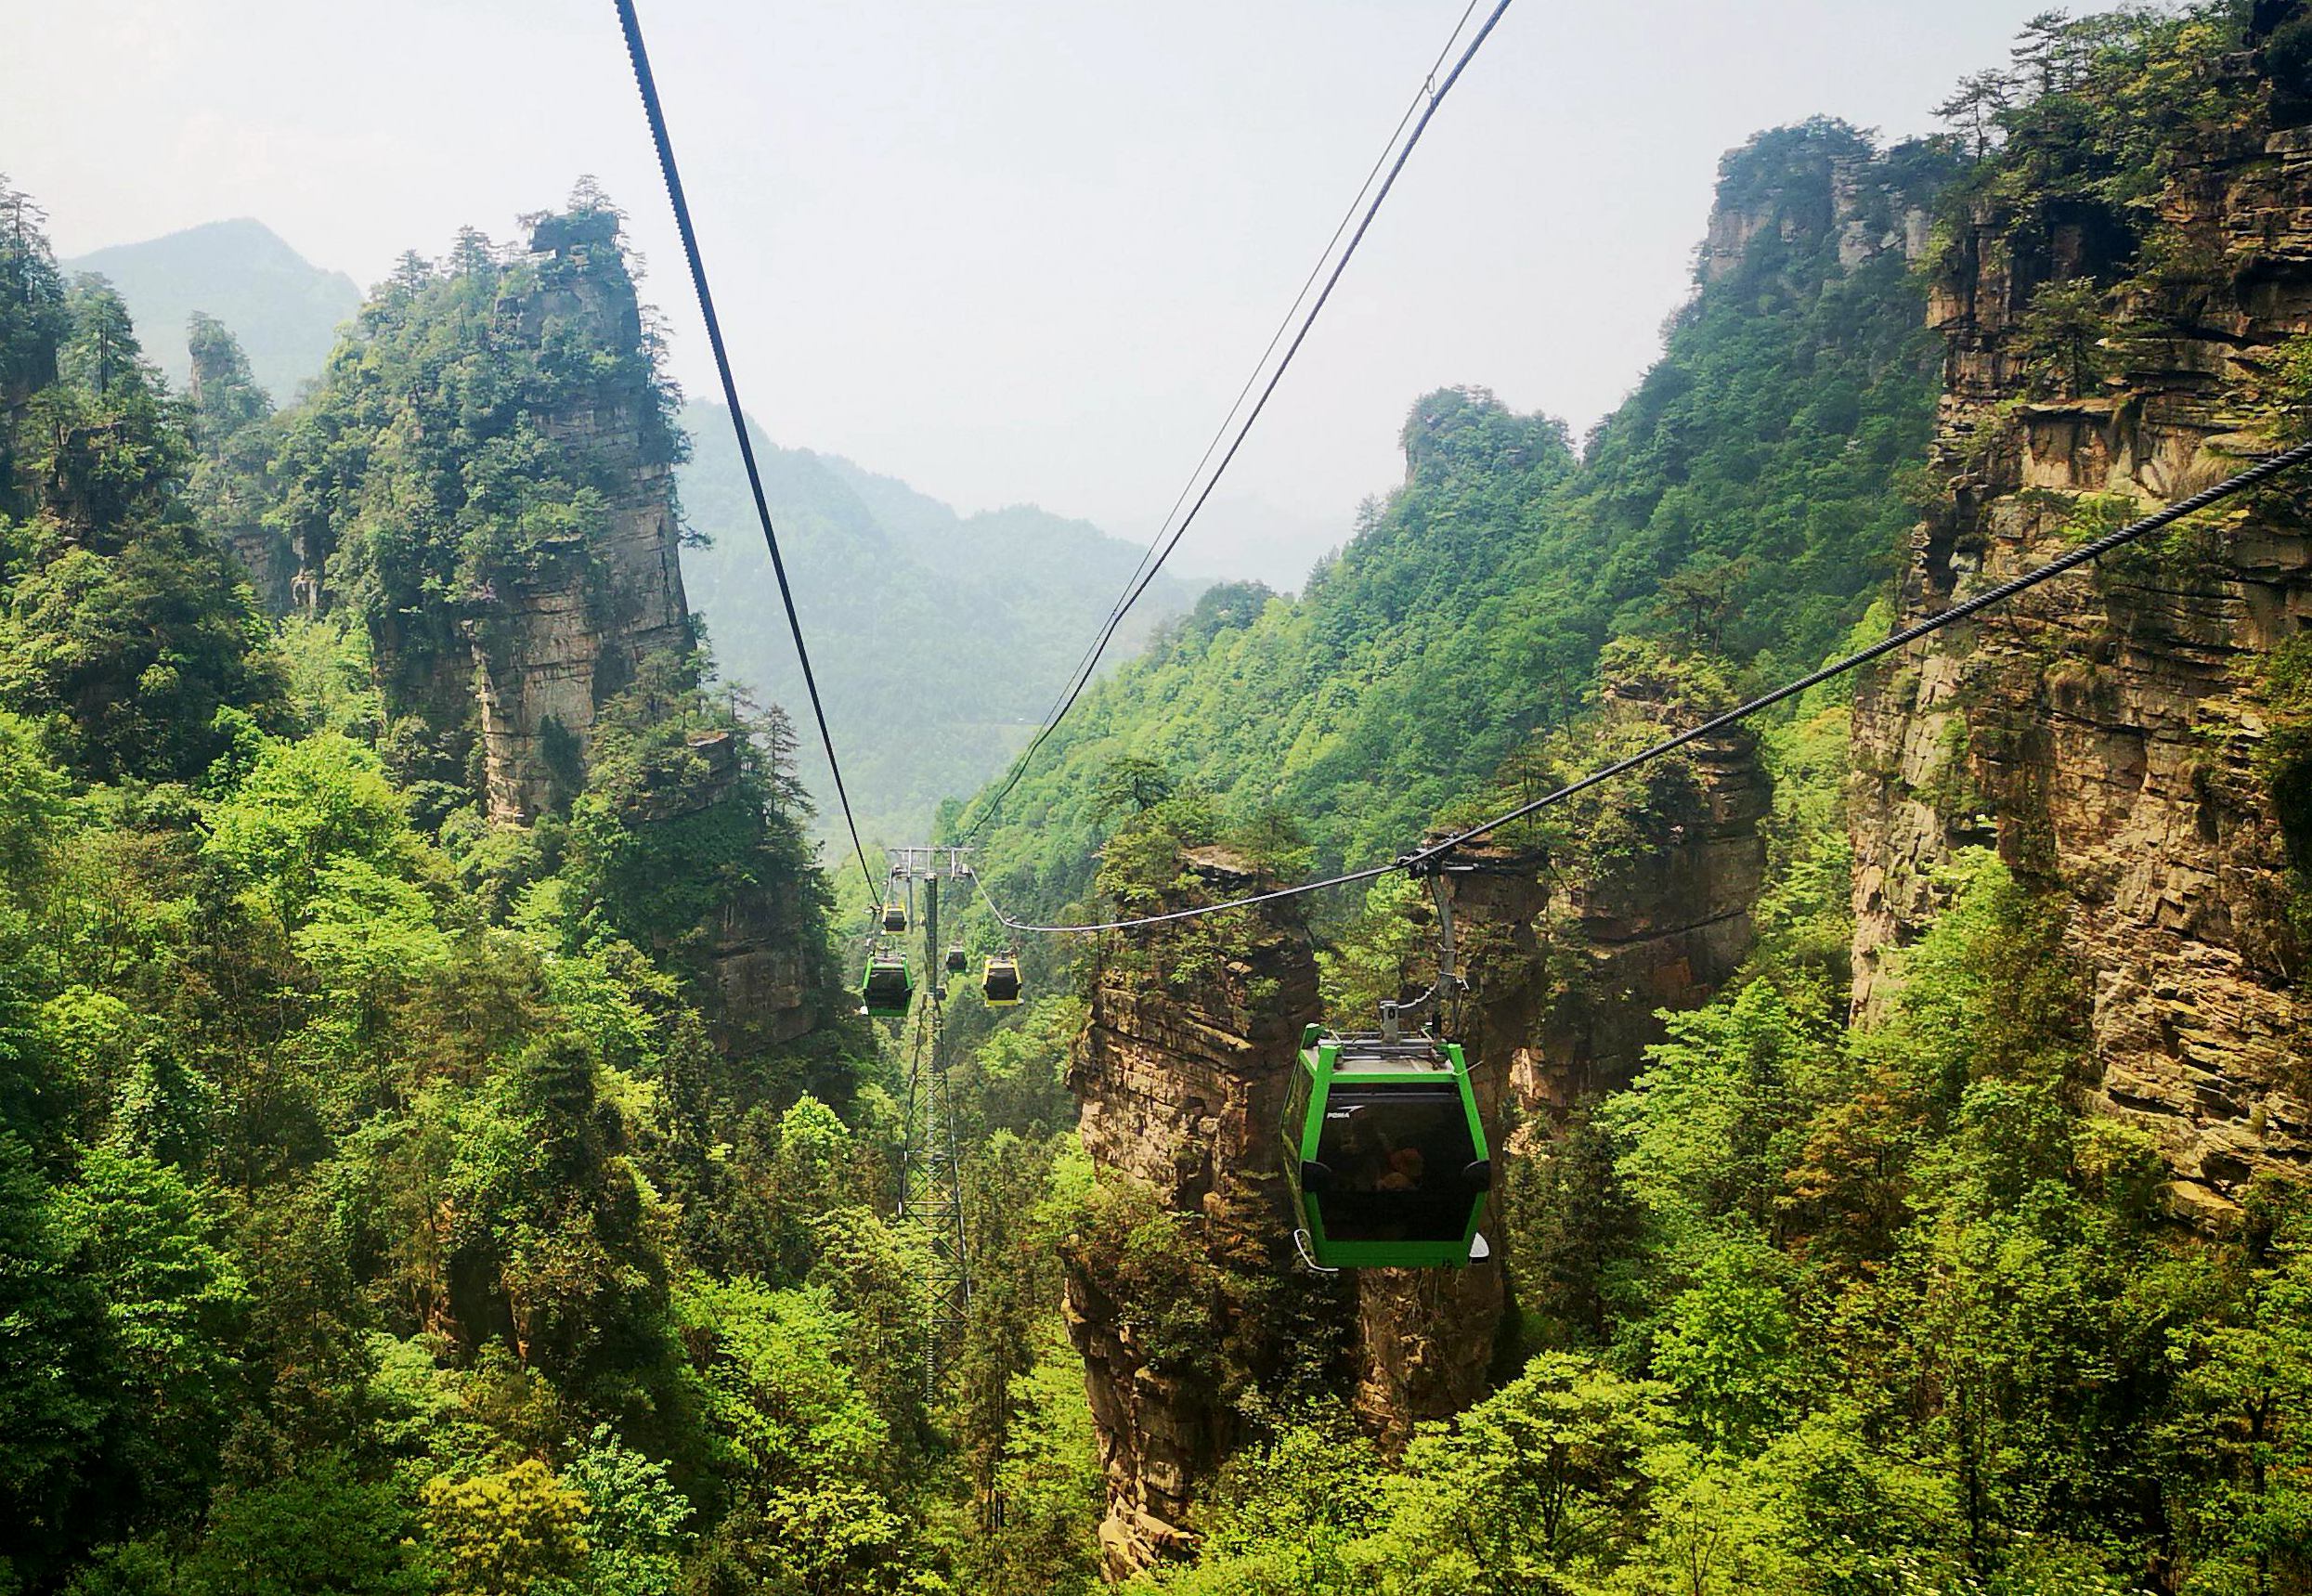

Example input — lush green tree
[0,526,284,783]
[421,1458,591,1596]
[561,1423,694,1596]
[177,1452,424,1596]
[0,1135,110,1588]
[1358,1355,1670,1593]
[674,1277,930,1593]
[57,1147,251,1521]
[200,732,423,930]
[554,655,827,994]
[963,1336,1104,1596]
[0,181,71,478]
[2160,1192,2312,1592]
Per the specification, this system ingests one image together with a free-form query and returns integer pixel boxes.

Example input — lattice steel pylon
[894,860,972,1379]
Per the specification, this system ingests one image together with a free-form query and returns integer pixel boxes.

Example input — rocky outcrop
[1698,120,1937,285]
[1054,756,1768,1542]
[1455,702,1773,1120]
[1851,71,2312,1224]
[286,206,827,1052]
[1349,1242,1505,1453]
[1057,804,1763,1511]
[467,214,693,823]
[646,730,816,1048]
[185,319,295,614]
[221,524,297,615]
[1335,697,1773,1440]
[1063,847,1335,1579]
[1347,695,1771,1450]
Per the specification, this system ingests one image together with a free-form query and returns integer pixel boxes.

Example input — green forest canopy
[1,4,2310,1593]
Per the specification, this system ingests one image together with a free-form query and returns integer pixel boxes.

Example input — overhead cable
[976,435,2312,934]
[1024,0,1487,723]
[957,0,1519,844]
[613,0,880,899]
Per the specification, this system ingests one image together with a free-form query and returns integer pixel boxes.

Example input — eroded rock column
[1062,846,1334,1578]
[1850,94,2312,1224]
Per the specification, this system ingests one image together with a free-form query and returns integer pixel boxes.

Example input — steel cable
[956,0,1519,843]
[1007,0,1487,755]
[614,0,880,900]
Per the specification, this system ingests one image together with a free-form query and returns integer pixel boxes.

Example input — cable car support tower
[891,846,976,1376]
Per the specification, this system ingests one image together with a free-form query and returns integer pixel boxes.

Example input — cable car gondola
[861,951,913,1017]
[945,943,968,974]
[1281,1023,1489,1269]
[881,897,908,934]
[981,954,1021,1006]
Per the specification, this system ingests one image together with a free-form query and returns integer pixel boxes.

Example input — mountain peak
[62,217,360,402]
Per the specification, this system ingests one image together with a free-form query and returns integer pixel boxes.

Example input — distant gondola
[861,951,913,1017]
[1280,1024,1489,1269]
[981,954,1021,1006]
[881,898,908,934]
[945,943,968,974]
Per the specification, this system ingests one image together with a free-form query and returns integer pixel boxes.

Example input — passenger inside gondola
[1283,1026,1490,1268]
[1314,1086,1474,1242]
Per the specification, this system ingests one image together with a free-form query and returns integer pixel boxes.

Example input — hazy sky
[5,0,2057,588]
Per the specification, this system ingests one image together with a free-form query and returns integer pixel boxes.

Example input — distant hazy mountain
[65,219,359,401]
[1140,490,1352,595]
[678,403,1203,846]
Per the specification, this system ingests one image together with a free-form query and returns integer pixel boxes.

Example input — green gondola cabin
[945,943,968,974]
[1281,1024,1489,1269]
[861,952,913,1017]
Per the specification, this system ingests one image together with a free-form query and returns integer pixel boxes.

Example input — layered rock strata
[1451,700,1772,1124]
[1063,847,1331,1579]
[1344,710,1770,1438]
[655,730,815,1047]
[1851,63,2312,1224]
[291,209,819,1048]
[1698,128,1934,284]
[469,213,692,823]
[1074,707,1770,1473]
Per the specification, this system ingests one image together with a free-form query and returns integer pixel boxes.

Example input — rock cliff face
[1698,122,1934,284]
[467,214,693,824]
[1456,716,1773,1123]
[1352,701,1769,1426]
[1850,64,2312,1224]
[1347,1216,1505,1453]
[1063,847,1336,1579]
[271,207,820,1050]
[643,729,818,1048]
[281,212,693,824]
[185,335,295,615]
[1060,699,1774,1558]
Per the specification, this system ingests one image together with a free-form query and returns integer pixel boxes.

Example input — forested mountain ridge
[0,180,962,1592]
[1851,6,2312,1204]
[47,204,1201,851]
[996,110,1962,1583]
[677,404,1200,848]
